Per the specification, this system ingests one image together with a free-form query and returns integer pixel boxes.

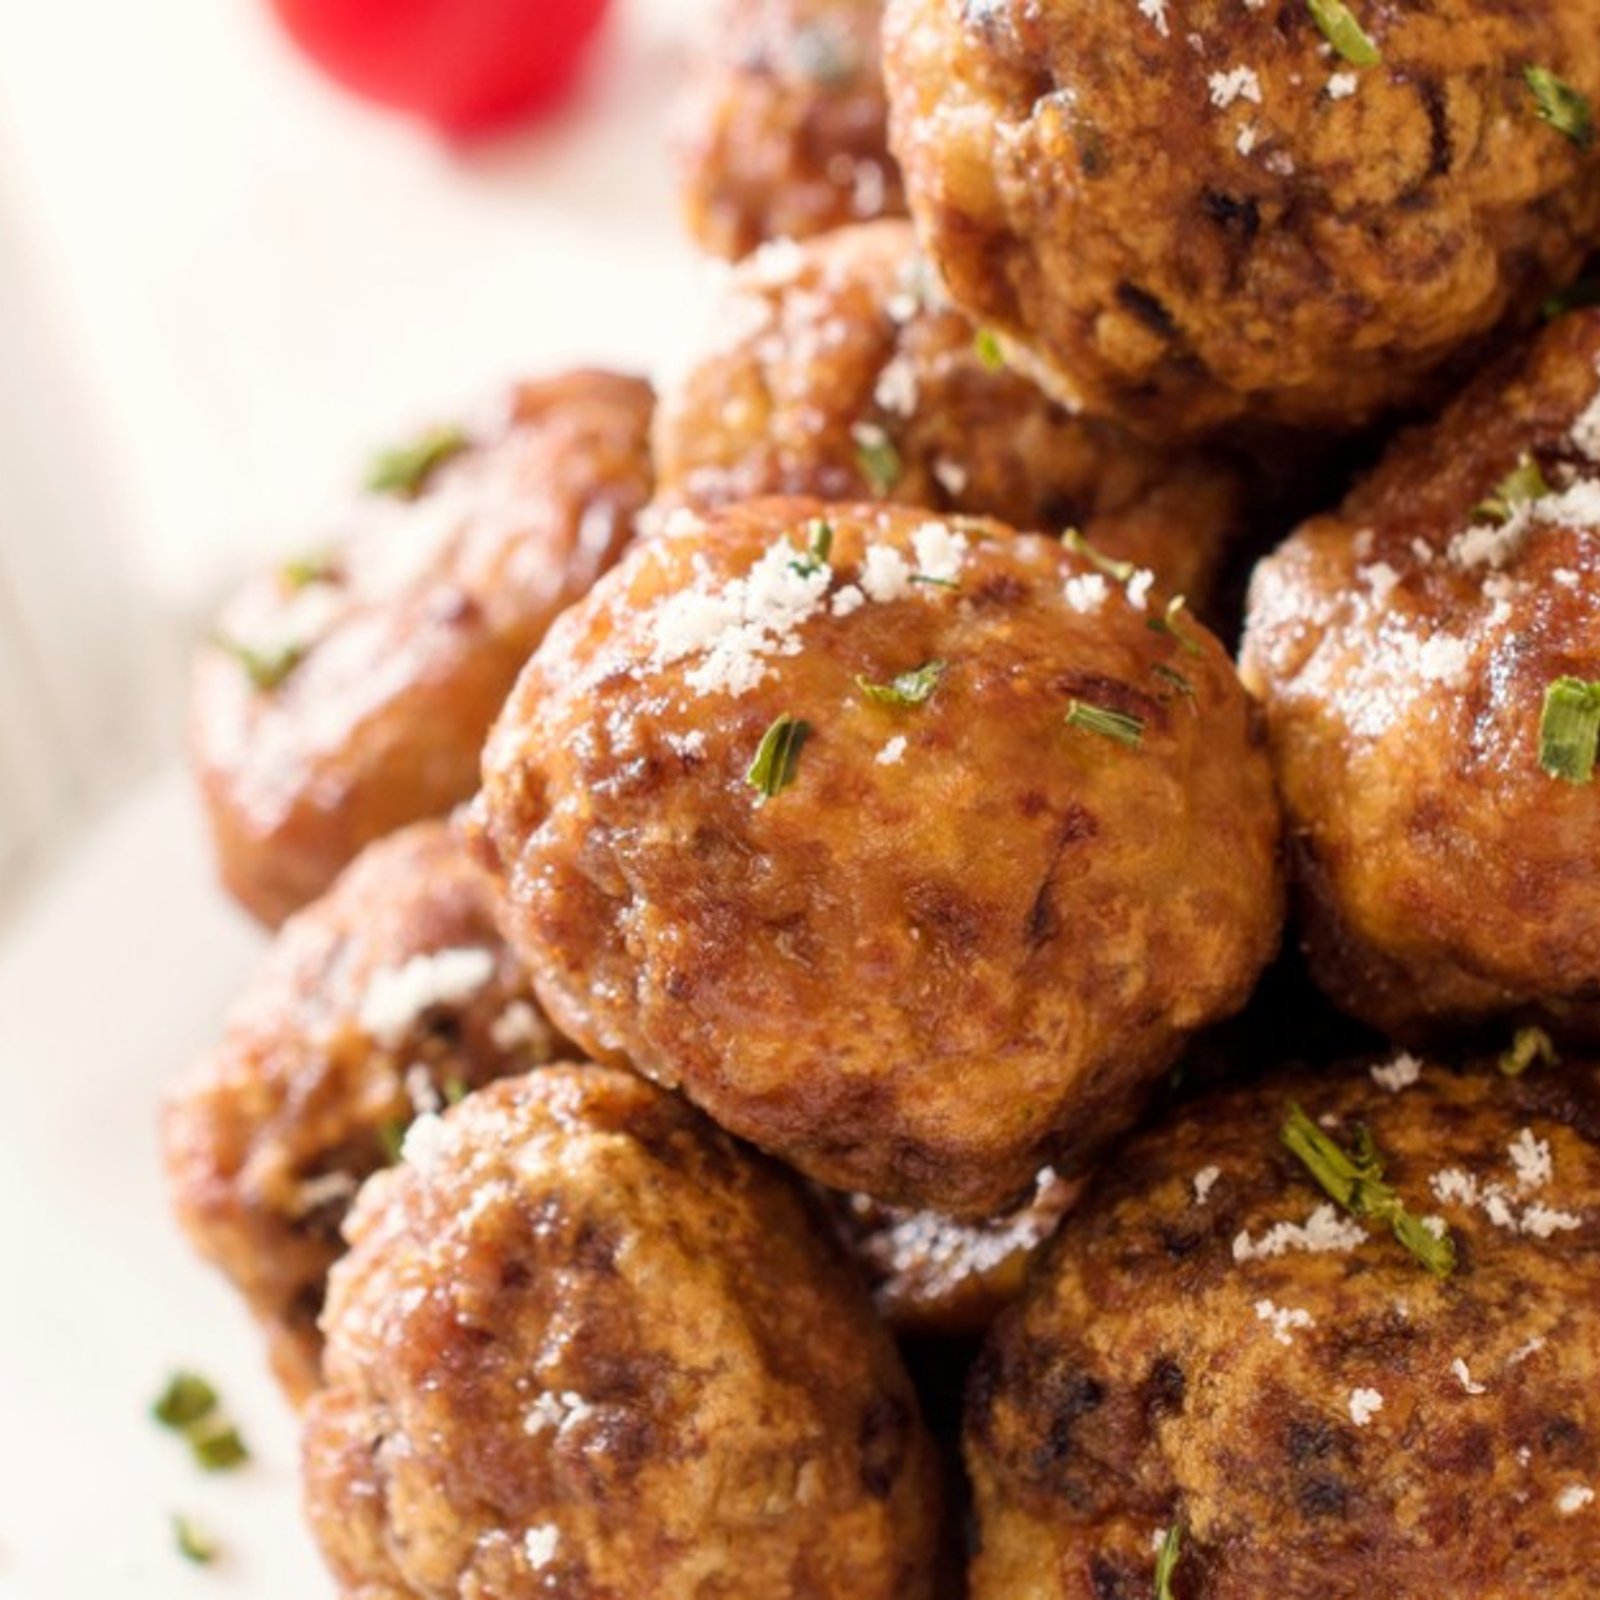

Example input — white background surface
[0,0,706,1591]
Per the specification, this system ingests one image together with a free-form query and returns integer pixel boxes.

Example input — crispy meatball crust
[883,0,1600,437]
[303,1068,942,1600]
[676,0,905,260]
[1241,311,1600,1044]
[192,370,654,928]
[654,222,1244,611]
[966,1059,1600,1598]
[163,823,563,1402]
[473,498,1283,1215]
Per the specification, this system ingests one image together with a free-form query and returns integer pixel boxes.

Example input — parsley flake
[1525,67,1594,149]
[211,634,305,693]
[857,660,948,707]
[365,424,468,499]
[974,327,1007,373]
[790,518,835,578]
[853,423,903,496]
[151,1371,251,1472]
[279,550,339,591]
[153,1373,219,1430]
[1063,528,1138,584]
[1064,700,1145,748]
[173,1513,218,1566]
[1476,452,1549,524]
[1282,1103,1456,1278]
[1540,677,1600,783]
[1500,1026,1558,1078]
[747,714,810,801]
[1154,1522,1182,1600]
[1307,0,1380,68]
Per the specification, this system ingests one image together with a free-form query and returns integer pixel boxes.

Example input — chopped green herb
[790,518,835,578]
[444,1077,470,1106]
[1063,528,1138,584]
[1282,1103,1456,1278]
[857,660,948,707]
[1476,452,1550,524]
[974,327,1007,373]
[1307,0,1380,68]
[1152,663,1196,704]
[1147,595,1202,656]
[1064,700,1145,748]
[365,424,468,499]
[378,1118,408,1163]
[190,1417,250,1473]
[279,550,339,590]
[211,634,305,693]
[1544,278,1600,322]
[1500,1026,1558,1078]
[1539,677,1600,784]
[1525,66,1594,149]
[173,1514,218,1566]
[153,1373,220,1431]
[909,572,959,590]
[853,425,902,496]
[747,713,810,802]
[1154,1522,1182,1600]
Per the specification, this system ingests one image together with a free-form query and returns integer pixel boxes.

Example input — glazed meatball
[473,498,1283,1215]
[303,1067,942,1600]
[654,222,1245,611]
[833,1166,1084,1336]
[192,370,655,927]
[883,0,1600,436]
[163,823,563,1402]
[676,0,905,260]
[966,1056,1600,1598]
[1241,311,1600,1044]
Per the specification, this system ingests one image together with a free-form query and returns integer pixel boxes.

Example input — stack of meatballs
[163,3,1600,1595]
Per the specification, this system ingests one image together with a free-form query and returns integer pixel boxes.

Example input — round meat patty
[472,498,1283,1215]
[676,0,905,260]
[303,1067,943,1600]
[654,221,1245,612]
[883,0,1600,436]
[1241,309,1600,1044]
[966,1054,1600,1598]
[163,822,564,1402]
[192,369,654,927]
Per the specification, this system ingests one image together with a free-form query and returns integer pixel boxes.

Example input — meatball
[833,1165,1084,1336]
[1241,310,1600,1044]
[654,222,1245,611]
[163,822,563,1402]
[883,0,1600,437]
[473,498,1283,1214]
[676,0,905,260]
[302,1067,943,1600]
[966,1056,1600,1598]
[192,369,655,927]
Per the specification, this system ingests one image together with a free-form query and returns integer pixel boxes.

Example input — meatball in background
[1243,310,1600,1044]
[967,1056,1600,1598]
[304,1068,943,1600]
[884,0,1600,437]
[473,498,1283,1216]
[163,822,563,1402]
[675,0,905,259]
[654,222,1246,613]
[192,369,655,927]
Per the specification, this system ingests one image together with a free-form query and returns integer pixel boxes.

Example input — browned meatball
[1241,311,1600,1044]
[192,370,655,928]
[163,822,564,1402]
[303,1067,943,1600]
[833,1166,1084,1336]
[654,221,1245,612]
[884,0,1600,437]
[966,1057,1600,1598]
[472,498,1283,1215]
[676,0,905,260]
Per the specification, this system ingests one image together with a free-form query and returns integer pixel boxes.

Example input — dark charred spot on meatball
[859,1392,914,1499]
[905,879,989,960]
[1201,189,1261,246]
[1410,75,1455,181]
[1157,1222,1205,1260]
[1053,670,1164,731]
[965,571,1032,609]
[1089,1554,1141,1600]
[1143,1356,1187,1419]
[1033,1368,1108,1473]
[1540,1415,1589,1462]
[1114,282,1180,343]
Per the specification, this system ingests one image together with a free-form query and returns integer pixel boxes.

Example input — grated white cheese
[859,544,915,603]
[1126,570,1156,613]
[1137,0,1170,36]
[1452,1358,1487,1396]
[1508,1128,1553,1191]
[1521,1203,1582,1238]
[1558,1485,1595,1516]
[1064,573,1111,614]
[405,1064,442,1117]
[1255,1299,1315,1346]
[1193,1165,1222,1205]
[400,1112,450,1174]
[524,1391,594,1438]
[1510,1336,1546,1365]
[877,736,908,767]
[911,521,970,584]
[1370,1051,1423,1093]
[1349,1387,1383,1427]
[524,1525,561,1569]
[831,584,867,617]
[1236,122,1260,155]
[874,353,919,419]
[1209,66,1263,108]
[490,1001,544,1053]
[933,458,970,497]
[360,948,497,1046]
[1326,72,1359,99]
[1416,634,1472,686]
[1235,1204,1366,1262]
[1553,567,1580,589]
[1362,562,1402,606]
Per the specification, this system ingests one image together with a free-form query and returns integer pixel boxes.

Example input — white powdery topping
[1349,1388,1384,1427]
[1509,1128,1553,1190]
[1126,569,1156,612]
[1452,1358,1487,1396]
[1431,1168,1479,1207]
[877,735,908,767]
[1450,512,1528,572]
[745,236,805,287]
[1193,1165,1222,1205]
[933,458,969,497]
[1528,478,1600,532]
[874,353,919,419]
[1421,1215,1448,1240]
[1362,562,1402,606]
[405,1064,442,1117]
[1234,1204,1366,1262]
[1510,1336,1547,1365]
[1064,572,1111,614]
[400,1112,450,1174]
[1236,122,1260,155]
[1327,71,1359,99]
[911,520,970,583]
[1370,1051,1423,1093]
[1559,1485,1596,1515]
[1522,1203,1583,1238]
[1572,370,1600,461]
[524,1391,594,1438]
[1209,66,1263,108]
[1255,1299,1315,1346]
[1553,568,1580,589]
[1138,0,1170,36]
[651,537,833,697]
[831,584,866,617]
[1416,634,1472,686]
[490,1000,543,1052]
[859,544,915,603]
[524,1525,561,1569]
[360,948,497,1046]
